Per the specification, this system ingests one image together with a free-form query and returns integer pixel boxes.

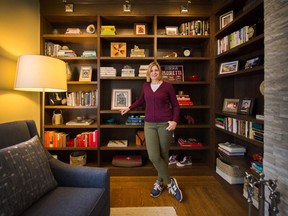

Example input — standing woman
[120,61,183,202]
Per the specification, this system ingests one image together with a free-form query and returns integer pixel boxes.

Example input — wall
[264,0,288,215]
[0,0,40,130]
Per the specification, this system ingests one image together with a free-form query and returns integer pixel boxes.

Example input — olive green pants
[144,122,173,183]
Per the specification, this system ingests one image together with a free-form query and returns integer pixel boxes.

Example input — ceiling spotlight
[181,1,191,13]
[123,0,131,13]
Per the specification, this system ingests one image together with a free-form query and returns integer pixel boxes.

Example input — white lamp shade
[14,55,67,92]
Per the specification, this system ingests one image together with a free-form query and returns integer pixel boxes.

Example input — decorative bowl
[189,75,200,81]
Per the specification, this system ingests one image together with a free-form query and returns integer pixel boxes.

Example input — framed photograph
[222,98,239,113]
[134,23,147,35]
[244,57,261,69]
[219,61,239,74]
[48,92,66,105]
[161,65,184,82]
[165,26,178,35]
[220,10,233,29]
[111,89,132,110]
[79,66,92,81]
[238,98,254,115]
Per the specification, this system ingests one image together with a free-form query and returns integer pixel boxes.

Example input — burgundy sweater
[129,82,180,123]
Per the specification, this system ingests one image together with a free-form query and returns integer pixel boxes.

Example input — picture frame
[110,42,127,57]
[220,10,233,29]
[222,98,239,113]
[48,92,67,105]
[165,26,178,35]
[244,57,261,69]
[134,23,147,35]
[111,89,132,110]
[219,61,239,74]
[238,98,254,115]
[79,66,92,81]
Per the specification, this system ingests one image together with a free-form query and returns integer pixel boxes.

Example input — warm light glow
[14,55,67,92]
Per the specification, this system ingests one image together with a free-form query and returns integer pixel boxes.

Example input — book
[66,118,94,125]
[178,138,203,147]
[218,142,246,153]
[218,147,245,156]
[107,140,128,147]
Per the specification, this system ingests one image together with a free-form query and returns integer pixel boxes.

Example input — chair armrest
[49,158,110,189]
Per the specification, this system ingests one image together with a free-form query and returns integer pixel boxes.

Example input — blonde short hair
[146,61,163,82]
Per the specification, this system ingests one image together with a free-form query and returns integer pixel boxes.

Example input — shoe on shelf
[176,156,192,167]
[168,154,178,165]
[150,180,164,198]
[168,178,183,202]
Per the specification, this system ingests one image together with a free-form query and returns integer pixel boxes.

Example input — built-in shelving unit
[213,0,264,212]
[40,12,213,175]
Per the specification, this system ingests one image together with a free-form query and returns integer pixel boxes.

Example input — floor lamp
[14,54,67,143]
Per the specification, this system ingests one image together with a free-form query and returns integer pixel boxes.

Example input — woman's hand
[166,121,177,131]
[120,107,130,115]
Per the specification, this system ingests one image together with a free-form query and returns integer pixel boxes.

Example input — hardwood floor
[110,175,258,216]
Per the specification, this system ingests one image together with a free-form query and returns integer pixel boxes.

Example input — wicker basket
[70,151,87,166]
[216,158,245,177]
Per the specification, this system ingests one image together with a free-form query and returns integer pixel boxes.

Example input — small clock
[182,48,192,57]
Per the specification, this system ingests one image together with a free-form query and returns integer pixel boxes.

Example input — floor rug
[110,206,177,216]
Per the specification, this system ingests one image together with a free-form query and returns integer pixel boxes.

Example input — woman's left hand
[166,121,177,131]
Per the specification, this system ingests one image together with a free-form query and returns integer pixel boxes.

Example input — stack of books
[81,50,96,58]
[100,67,117,77]
[57,49,77,57]
[138,65,148,77]
[250,161,263,173]
[178,138,203,147]
[176,94,193,106]
[218,142,246,156]
[100,25,116,35]
[125,115,145,126]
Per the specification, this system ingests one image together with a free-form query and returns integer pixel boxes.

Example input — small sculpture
[184,115,195,125]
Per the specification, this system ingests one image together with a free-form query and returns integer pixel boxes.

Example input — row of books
[66,90,97,107]
[44,42,77,57]
[100,67,117,77]
[217,24,255,54]
[44,130,98,148]
[179,20,209,36]
[215,116,264,142]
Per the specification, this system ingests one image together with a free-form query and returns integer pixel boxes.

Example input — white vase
[66,62,72,81]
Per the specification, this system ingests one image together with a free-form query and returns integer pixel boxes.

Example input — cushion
[112,155,142,167]
[0,135,57,216]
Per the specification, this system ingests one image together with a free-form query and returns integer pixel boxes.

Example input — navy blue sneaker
[168,178,183,202]
[150,180,164,197]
